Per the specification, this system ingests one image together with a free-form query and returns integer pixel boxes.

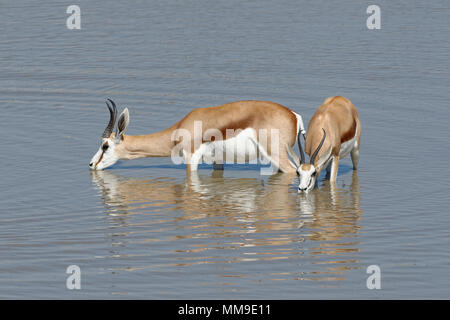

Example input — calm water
[1,0,450,299]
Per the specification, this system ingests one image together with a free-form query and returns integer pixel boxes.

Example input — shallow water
[1,0,450,299]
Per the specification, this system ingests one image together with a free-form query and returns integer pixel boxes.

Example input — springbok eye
[102,144,109,151]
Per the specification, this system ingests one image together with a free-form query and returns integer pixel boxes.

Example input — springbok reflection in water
[91,169,363,282]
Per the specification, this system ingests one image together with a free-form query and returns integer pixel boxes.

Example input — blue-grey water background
[1,0,450,299]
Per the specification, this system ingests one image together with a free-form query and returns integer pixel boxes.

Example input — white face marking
[297,165,317,193]
[89,138,119,170]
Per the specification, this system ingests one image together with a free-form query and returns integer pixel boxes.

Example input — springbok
[290,96,361,193]
[89,99,306,173]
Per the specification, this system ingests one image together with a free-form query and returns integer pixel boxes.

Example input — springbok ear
[115,108,130,141]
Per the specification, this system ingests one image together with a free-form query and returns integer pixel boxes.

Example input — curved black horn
[102,99,117,138]
[310,128,326,165]
[298,131,305,164]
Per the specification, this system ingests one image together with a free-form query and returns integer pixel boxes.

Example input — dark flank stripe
[341,120,356,143]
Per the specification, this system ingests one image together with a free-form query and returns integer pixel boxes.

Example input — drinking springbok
[89,99,306,173]
[289,96,361,192]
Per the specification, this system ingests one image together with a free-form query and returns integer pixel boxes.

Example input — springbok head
[89,99,130,170]
[296,128,326,193]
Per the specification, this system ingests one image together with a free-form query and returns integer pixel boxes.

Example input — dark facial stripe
[308,177,314,189]
[95,151,105,168]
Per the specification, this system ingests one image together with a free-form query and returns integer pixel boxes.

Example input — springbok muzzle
[297,128,326,193]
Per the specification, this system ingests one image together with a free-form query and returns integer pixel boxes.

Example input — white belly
[201,128,260,164]
[339,133,357,159]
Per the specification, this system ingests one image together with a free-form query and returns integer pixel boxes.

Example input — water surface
[1,0,450,299]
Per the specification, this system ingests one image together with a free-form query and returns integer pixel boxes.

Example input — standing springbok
[290,96,361,192]
[89,99,306,173]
